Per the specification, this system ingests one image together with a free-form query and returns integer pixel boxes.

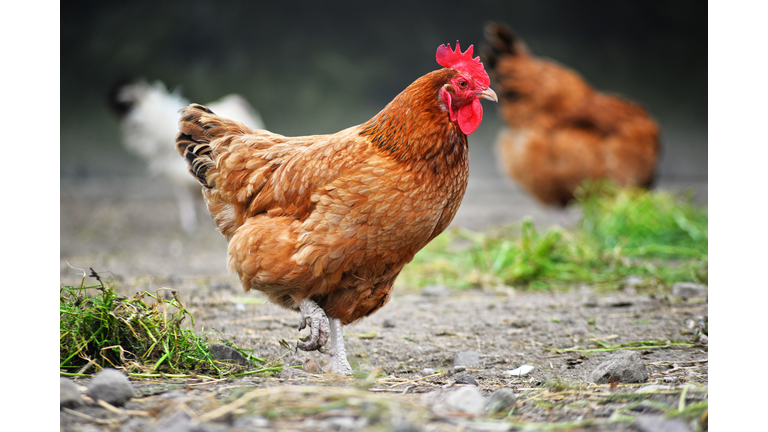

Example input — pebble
[86,368,134,406]
[588,350,648,384]
[60,377,83,408]
[420,387,486,416]
[382,318,397,328]
[485,388,516,415]
[671,283,707,299]
[208,343,251,367]
[633,415,693,432]
[453,350,482,368]
[445,386,486,415]
[454,373,478,386]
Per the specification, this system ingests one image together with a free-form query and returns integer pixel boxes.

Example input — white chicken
[110,80,265,234]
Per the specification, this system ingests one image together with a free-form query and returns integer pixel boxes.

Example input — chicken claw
[295,299,352,375]
[297,299,330,351]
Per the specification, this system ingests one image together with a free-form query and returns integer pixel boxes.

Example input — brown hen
[176,43,497,374]
[482,22,660,206]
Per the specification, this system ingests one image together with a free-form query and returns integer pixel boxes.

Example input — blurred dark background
[60,0,707,279]
[61,0,706,180]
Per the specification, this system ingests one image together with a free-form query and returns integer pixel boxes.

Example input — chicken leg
[296,298,352,375]
[325,317,353,375]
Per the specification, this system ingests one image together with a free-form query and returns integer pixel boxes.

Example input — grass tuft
[60,268,278,378]
[398,183,707,292]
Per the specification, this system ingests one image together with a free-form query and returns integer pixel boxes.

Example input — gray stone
[60,377,83,408]
[671,283,707,299]
[633,415,693,432]
[454,373,478,386]
[453,350,482,368]
[485,388,517,415]
[382,318,397,328]
[86,369,134,406]
[588,350,648,384]
[445,386,486,414]
[208,343,251,367]
[420,387,486,416]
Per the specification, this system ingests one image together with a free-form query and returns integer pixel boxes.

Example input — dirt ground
[60,165,708,431]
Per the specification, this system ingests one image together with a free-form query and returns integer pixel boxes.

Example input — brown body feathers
[481,23,660,206]
[176,68,483,325]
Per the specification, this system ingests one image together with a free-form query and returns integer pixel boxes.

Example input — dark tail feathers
[176,104,219,188]
[480,22,526,71]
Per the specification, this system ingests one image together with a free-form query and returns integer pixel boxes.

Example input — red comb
[436,41,490,87]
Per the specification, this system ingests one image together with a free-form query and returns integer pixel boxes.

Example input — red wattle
[457,99,483,135]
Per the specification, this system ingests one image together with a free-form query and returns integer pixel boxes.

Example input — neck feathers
[359,69,467,162]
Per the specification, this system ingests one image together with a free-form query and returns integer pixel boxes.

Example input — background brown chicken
[175,43,497,374]
[481,22,660,206]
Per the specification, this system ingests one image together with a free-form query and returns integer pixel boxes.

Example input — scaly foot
[296,298,329,352]
[324,317,353,375]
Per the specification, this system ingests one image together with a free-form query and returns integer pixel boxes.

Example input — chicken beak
[476,87,498,102]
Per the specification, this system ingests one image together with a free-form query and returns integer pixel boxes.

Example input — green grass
[60,268,280,378]
[398,182,707,292]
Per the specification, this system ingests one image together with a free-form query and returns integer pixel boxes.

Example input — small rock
[671,283,707,299]
[421,285,451,297]
[504,365,534,377]
[485,388,517,415]
[60,378,83,408]
[208,343,251,367]
[382,318,396,328]
[421,368,436,376]
[633,415,693,432]
[454,373,478,386]
[588,350,648,384]
[453,350,482,368]
[445,386,486,414]
[420,387,486,416]
[86,369,134,406]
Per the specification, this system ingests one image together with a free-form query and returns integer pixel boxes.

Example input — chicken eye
[458,80,468,89]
